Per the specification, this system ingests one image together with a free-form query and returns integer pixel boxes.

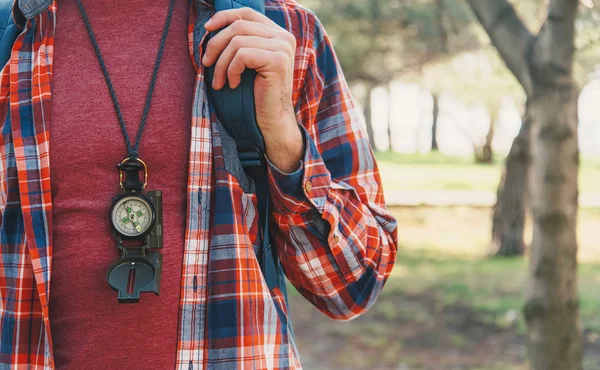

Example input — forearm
[263,113,304,173]
[272,196,396,320]
[267,129,398,320]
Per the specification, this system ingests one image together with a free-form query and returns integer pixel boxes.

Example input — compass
[110,193,156,239]
[108,158,163,302]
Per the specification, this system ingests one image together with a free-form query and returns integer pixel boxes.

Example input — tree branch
[467,0,535,95]
[531,0,579,86]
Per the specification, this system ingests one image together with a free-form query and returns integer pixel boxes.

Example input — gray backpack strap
[206,0,282,294]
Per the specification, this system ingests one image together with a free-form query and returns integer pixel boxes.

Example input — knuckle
[230,60,243,74]
[276,39,293,56]
[231,19,246,32]
[231,49,244,65]
[276,31,296,55]
[283,31,297,47]
[241,7,255,17]
[237,48,251,61]
[230,35,243,48]
[286,39,296,55]
[274,51,288,65]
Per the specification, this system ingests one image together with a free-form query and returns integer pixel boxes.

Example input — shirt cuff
[267,125,332,215]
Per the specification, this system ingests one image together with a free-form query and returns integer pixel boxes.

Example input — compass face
[111,195,154,237]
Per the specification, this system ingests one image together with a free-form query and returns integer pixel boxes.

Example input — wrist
[263,116,304,173]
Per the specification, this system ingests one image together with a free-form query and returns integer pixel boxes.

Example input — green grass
[388,206,600,333]
[389,249,600,334]
[375,151,600,194]
[291,205,600,369]
[375,150,600,167]
[377,160,501,192]
[374,151,501,166]
[389,250,526,328]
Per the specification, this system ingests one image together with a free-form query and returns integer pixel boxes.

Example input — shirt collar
[14,0,213,23]
[16,0,52,20]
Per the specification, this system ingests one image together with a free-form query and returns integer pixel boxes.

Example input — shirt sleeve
[267,13,399,321]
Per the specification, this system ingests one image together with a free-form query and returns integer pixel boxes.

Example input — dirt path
[290,290,600,370]
[290,292,526,370]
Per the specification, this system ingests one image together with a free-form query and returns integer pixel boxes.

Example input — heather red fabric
[49,0,195,368]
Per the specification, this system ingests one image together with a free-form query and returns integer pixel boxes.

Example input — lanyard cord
[77,0,176,160]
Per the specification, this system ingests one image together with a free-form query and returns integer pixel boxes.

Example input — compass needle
[112,195,155,237]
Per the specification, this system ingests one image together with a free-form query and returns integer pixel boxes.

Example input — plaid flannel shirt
[0,0,398,368]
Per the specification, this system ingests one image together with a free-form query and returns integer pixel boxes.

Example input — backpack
[0,0,287,302]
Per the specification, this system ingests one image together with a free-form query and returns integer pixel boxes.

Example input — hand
[202,8,304,173]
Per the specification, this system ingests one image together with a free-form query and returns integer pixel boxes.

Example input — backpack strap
[240,151,280,291]
[206,0,282,293]
[0,1,19,68]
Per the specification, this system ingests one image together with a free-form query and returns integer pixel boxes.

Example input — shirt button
[304,180,313,193]
[333,233,341,243]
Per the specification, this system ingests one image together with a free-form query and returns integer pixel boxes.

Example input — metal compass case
[107,159,164,303]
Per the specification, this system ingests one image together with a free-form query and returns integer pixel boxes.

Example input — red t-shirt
[49,0,195,368]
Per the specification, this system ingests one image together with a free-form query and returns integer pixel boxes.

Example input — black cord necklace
[77,0,175,303]
[77,0,175,160]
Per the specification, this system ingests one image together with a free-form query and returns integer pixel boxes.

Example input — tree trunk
[524,85,582,370]
[468,0,582,368]
[387,84,393,151]
[476,108,495,164]
[431,93,439,151]
[490,111,529,256]
[364,85,376,151]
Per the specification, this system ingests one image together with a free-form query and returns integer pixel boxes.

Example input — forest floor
[289,206,600,370]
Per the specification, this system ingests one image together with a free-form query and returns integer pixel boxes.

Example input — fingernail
[205,18,213,27]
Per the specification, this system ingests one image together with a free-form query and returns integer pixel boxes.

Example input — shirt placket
[10,1,58,368]
[176,1,214,369]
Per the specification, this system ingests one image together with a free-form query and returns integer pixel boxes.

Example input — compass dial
[111,195,154,237]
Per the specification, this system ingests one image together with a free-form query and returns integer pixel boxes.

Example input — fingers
[202,20,275,66]
[211,36,291,90]
[201,7,297,90]
[204,7,280,31]
[227,48,290,89]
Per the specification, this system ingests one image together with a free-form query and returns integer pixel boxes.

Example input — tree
[364,85,377,149]
[414,48,523,162]
[490,111,529,256]
[431,93,440,151]
[305,0,479,150]
[467,1,582,369]
[467,1,600,257]
[476,102,498,164]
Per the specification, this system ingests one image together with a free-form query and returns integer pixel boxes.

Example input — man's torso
[50,0,195,367]
[0,0,383,367]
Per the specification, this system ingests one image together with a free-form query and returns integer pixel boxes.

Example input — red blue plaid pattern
[0,0,398,368]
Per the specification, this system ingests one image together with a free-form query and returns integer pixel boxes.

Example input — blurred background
[286,1,600,369]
